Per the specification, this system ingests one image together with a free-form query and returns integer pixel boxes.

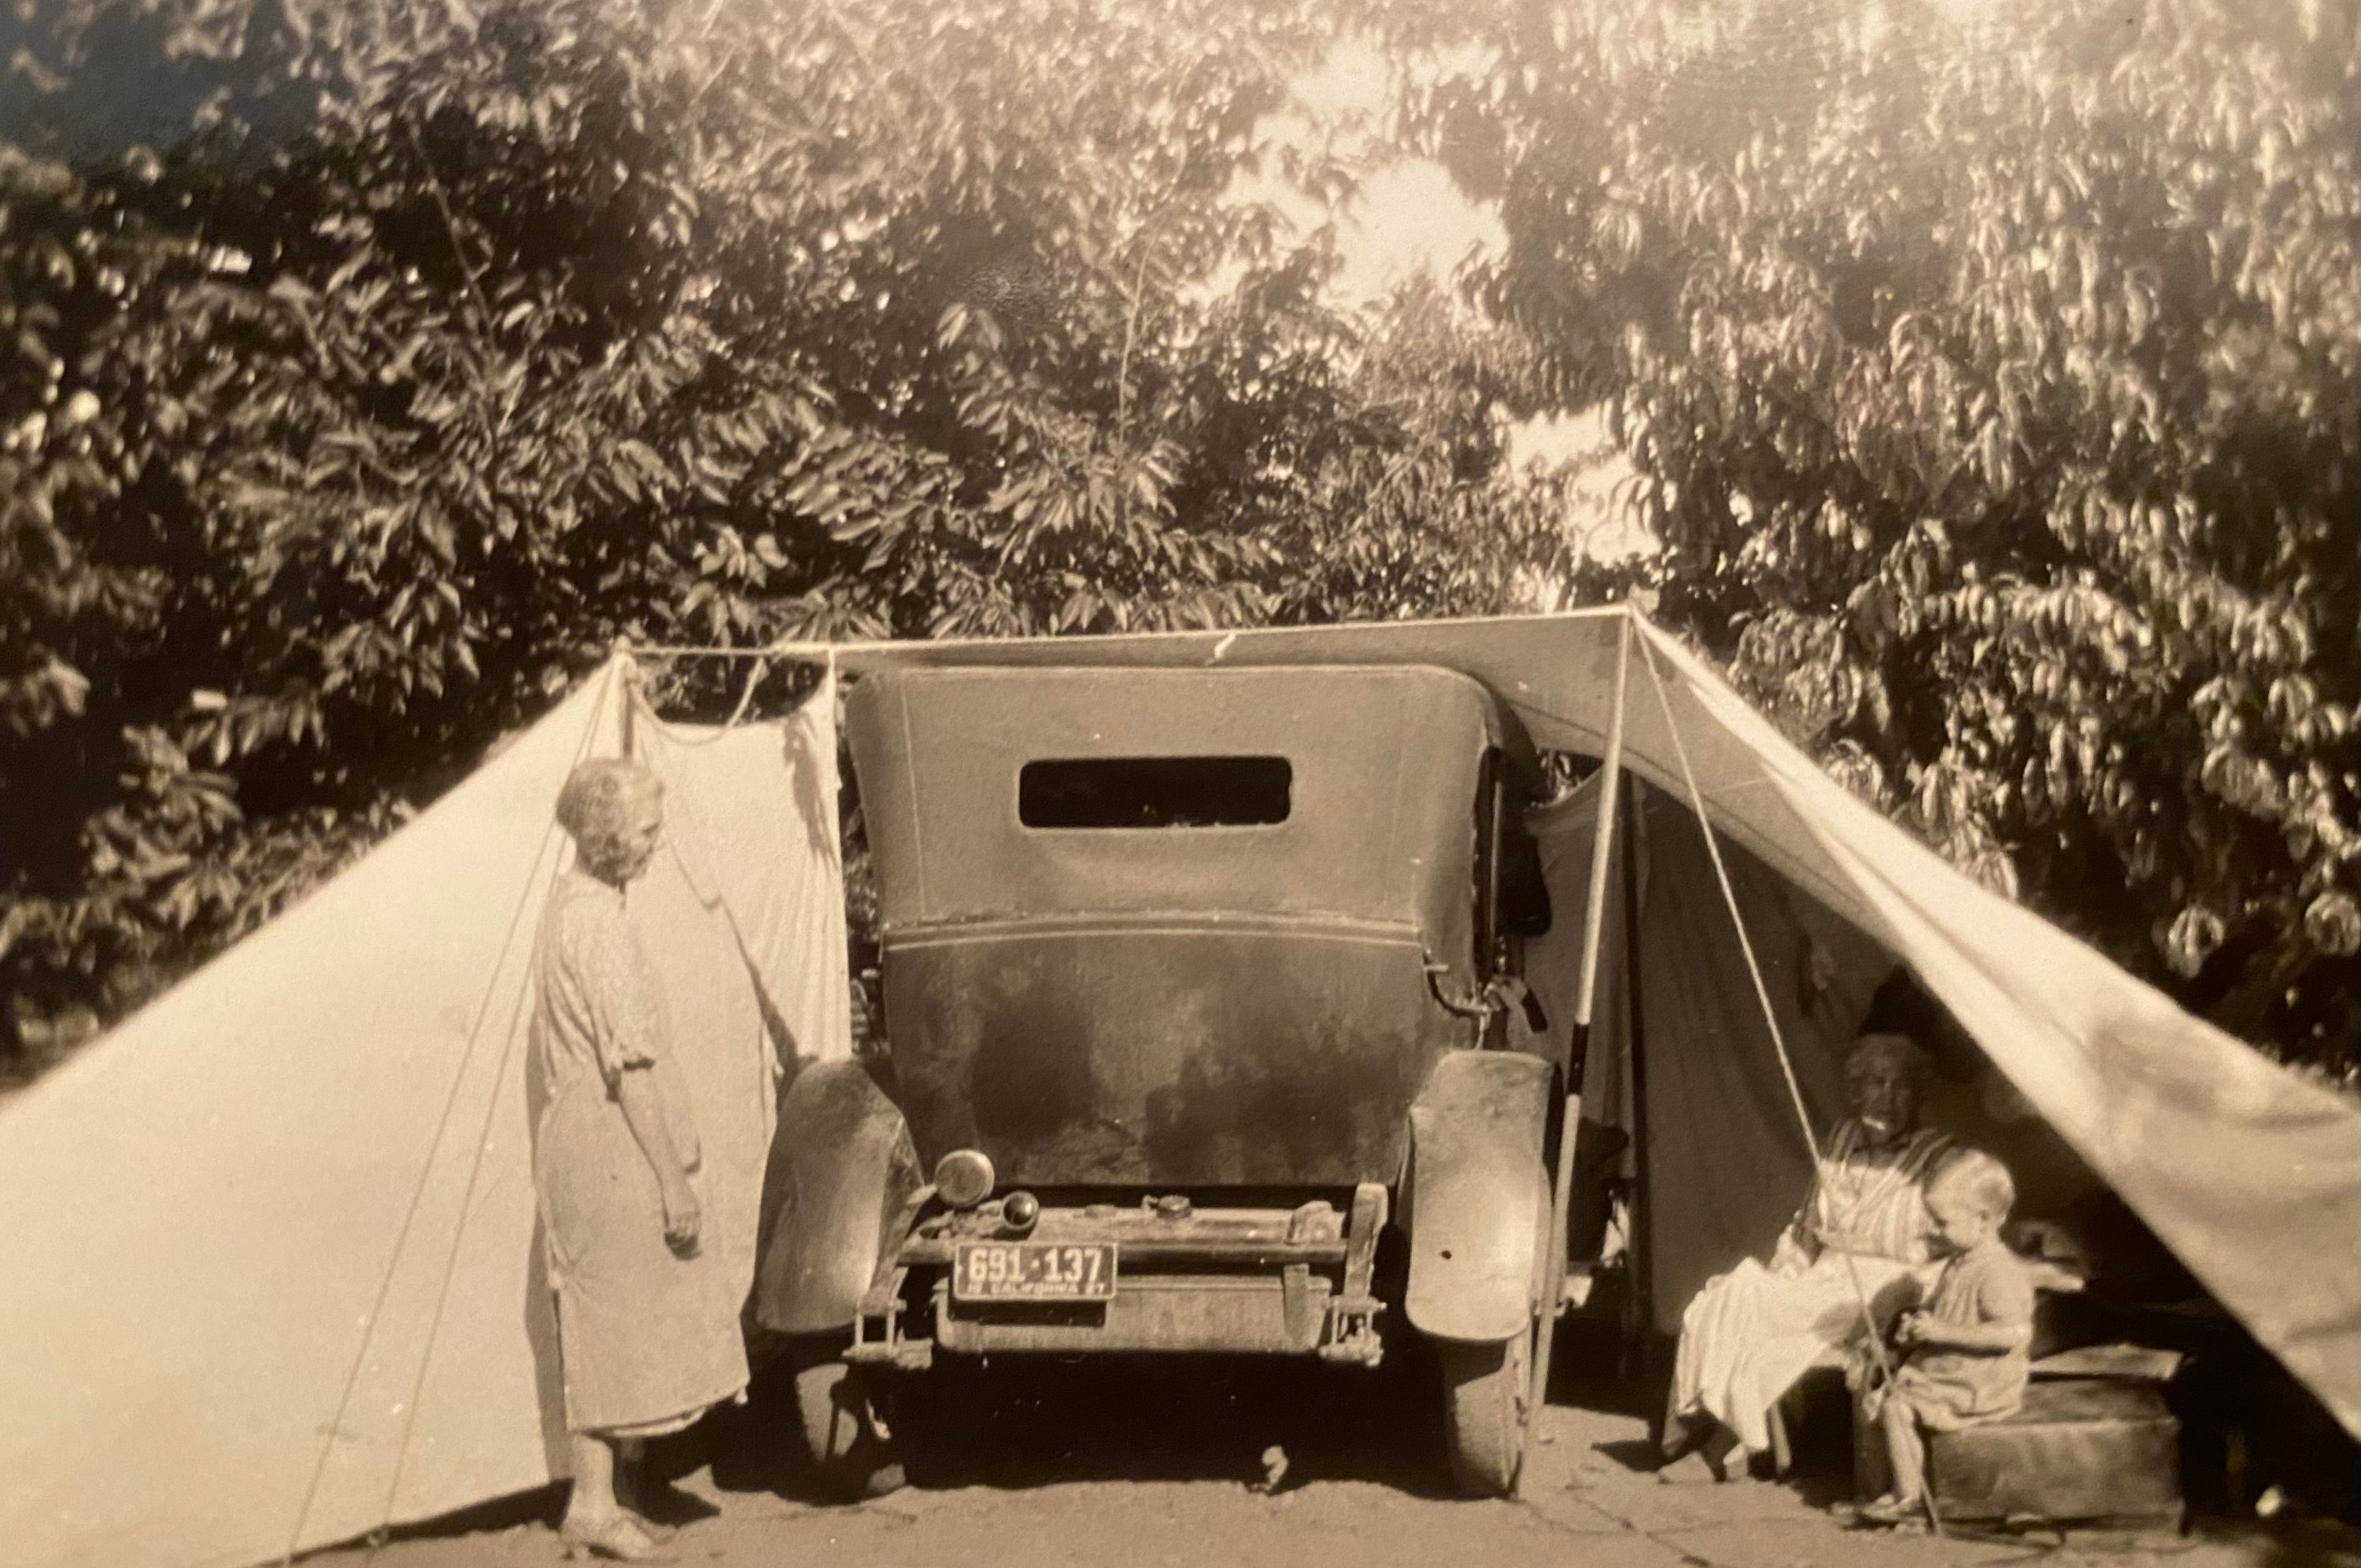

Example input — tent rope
[1635,641,1819,1157]
[370,650,813,1543]
[629,654,775,747]
[1635,631,1939,1536]
[368,913,552,1544]
[283,658,621,1563]
[371,656,668,1545]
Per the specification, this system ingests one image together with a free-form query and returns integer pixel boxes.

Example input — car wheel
[1438,1328,1530,1497]
[792,1351,905,1500]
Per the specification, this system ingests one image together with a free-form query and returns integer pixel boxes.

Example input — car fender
[1400,1050,1556,1343]
[751,1059,919,1337]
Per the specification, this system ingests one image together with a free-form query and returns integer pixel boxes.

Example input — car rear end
[839,664,1498,1366]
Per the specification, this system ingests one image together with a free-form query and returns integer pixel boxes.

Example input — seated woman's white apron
[1670,1120,1950,1452]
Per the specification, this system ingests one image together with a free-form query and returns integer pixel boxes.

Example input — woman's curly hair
[1845,1031,1932,1088]
[556,758,663,881]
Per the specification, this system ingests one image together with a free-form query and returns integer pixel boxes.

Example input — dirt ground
[320,1355,2359,1568]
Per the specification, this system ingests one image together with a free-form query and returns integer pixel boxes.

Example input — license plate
[952,1241,1118,1301]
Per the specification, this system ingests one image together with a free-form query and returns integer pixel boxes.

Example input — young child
[1857,1147,2035,1526]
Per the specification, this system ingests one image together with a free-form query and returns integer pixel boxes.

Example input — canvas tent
[0,662,853,1568]
[820,607,2359,1441]
[2,607,2354,1568]
[1528,774,2179,1341]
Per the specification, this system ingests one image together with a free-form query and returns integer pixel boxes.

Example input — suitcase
[1857,1375,2184,1528]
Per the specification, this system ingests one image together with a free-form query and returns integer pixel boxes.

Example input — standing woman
[534,759,747,1561]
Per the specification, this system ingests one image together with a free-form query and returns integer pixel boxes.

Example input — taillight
[933,1148,995,1208]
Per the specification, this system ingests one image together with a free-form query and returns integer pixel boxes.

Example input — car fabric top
[846,664,1510,959]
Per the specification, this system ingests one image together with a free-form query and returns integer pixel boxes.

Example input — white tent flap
[1631,621,2361,1436]
[0,660,855,1568]
[0,665,620,1568]
[3,610,2351,1568]
[832,607,2360,1434]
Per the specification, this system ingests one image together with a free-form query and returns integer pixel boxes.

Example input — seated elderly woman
[1658,1031,1953,1484]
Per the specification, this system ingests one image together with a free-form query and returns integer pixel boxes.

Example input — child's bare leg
[1879,1393,1927,1505]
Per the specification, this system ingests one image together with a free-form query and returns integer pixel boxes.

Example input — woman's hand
[1892,1311,1927,1347]
[614,1065,703,1256]
[660,1173,702,1256]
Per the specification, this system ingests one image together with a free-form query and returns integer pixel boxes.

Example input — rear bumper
[934,1271,1338,1356]
[848,1186,1389,1368]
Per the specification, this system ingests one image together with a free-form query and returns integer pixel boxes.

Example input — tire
[792,1353,906,1500]
[1439,1330,1531,1498]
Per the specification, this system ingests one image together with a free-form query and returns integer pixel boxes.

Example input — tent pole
[619,652,639,759]
[1632,629,1943,1534]
[1620,782,1655,1397]
[1518,611,1632,1496]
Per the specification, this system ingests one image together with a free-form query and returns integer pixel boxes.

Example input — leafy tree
[1,0,1574,1078]
[1389,0,2360,1072]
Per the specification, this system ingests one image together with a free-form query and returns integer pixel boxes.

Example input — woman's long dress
[530,869,748,1436]
[1668,1120,1951,1452]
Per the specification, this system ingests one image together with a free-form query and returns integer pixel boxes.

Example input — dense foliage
[6,0,2355,1081]
[1389,0,2361,1070]
[0,0,1577,1079]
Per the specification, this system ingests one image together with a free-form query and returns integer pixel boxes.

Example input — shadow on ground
[696,1342,1461,1502]
[685,1299,1684,1505]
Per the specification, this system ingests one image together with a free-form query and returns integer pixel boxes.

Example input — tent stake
[1518,612,1632,1496]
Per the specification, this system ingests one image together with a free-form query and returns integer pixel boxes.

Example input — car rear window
[1018,756,1292,829]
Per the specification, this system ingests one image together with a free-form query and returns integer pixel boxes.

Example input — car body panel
[774,661,1555,1366]
[752,1059,918,1336]
[882,914,1449,1186]
[844,665,1531,1194]
[1402,1050,1557,1342]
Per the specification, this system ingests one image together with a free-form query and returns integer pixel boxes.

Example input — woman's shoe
[558,1513,674,1562]
[1855,1492,1923,1526]
[619,1512,678,1546]
[1657,1431,1750,1485]
[1654,1449,1722,1485]
[612,1475,679,1543]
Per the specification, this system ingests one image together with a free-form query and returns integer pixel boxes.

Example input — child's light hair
[1927,1146,2015,1220]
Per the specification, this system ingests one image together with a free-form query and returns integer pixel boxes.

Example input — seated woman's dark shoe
[1654,1449,1724,1485]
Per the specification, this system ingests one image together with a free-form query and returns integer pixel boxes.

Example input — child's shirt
[1894,1234,2035,1430]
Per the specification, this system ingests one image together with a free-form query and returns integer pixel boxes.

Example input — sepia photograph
[2,2,2355,1566]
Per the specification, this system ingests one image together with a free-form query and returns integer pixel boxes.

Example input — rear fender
[752,1059,919,1337]
[1400,1051,1556,1343]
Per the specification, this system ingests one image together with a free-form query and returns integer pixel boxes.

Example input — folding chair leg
[1768,1396,1794,1478]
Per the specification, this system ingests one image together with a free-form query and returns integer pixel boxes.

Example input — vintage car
[752,662,1560,1496]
